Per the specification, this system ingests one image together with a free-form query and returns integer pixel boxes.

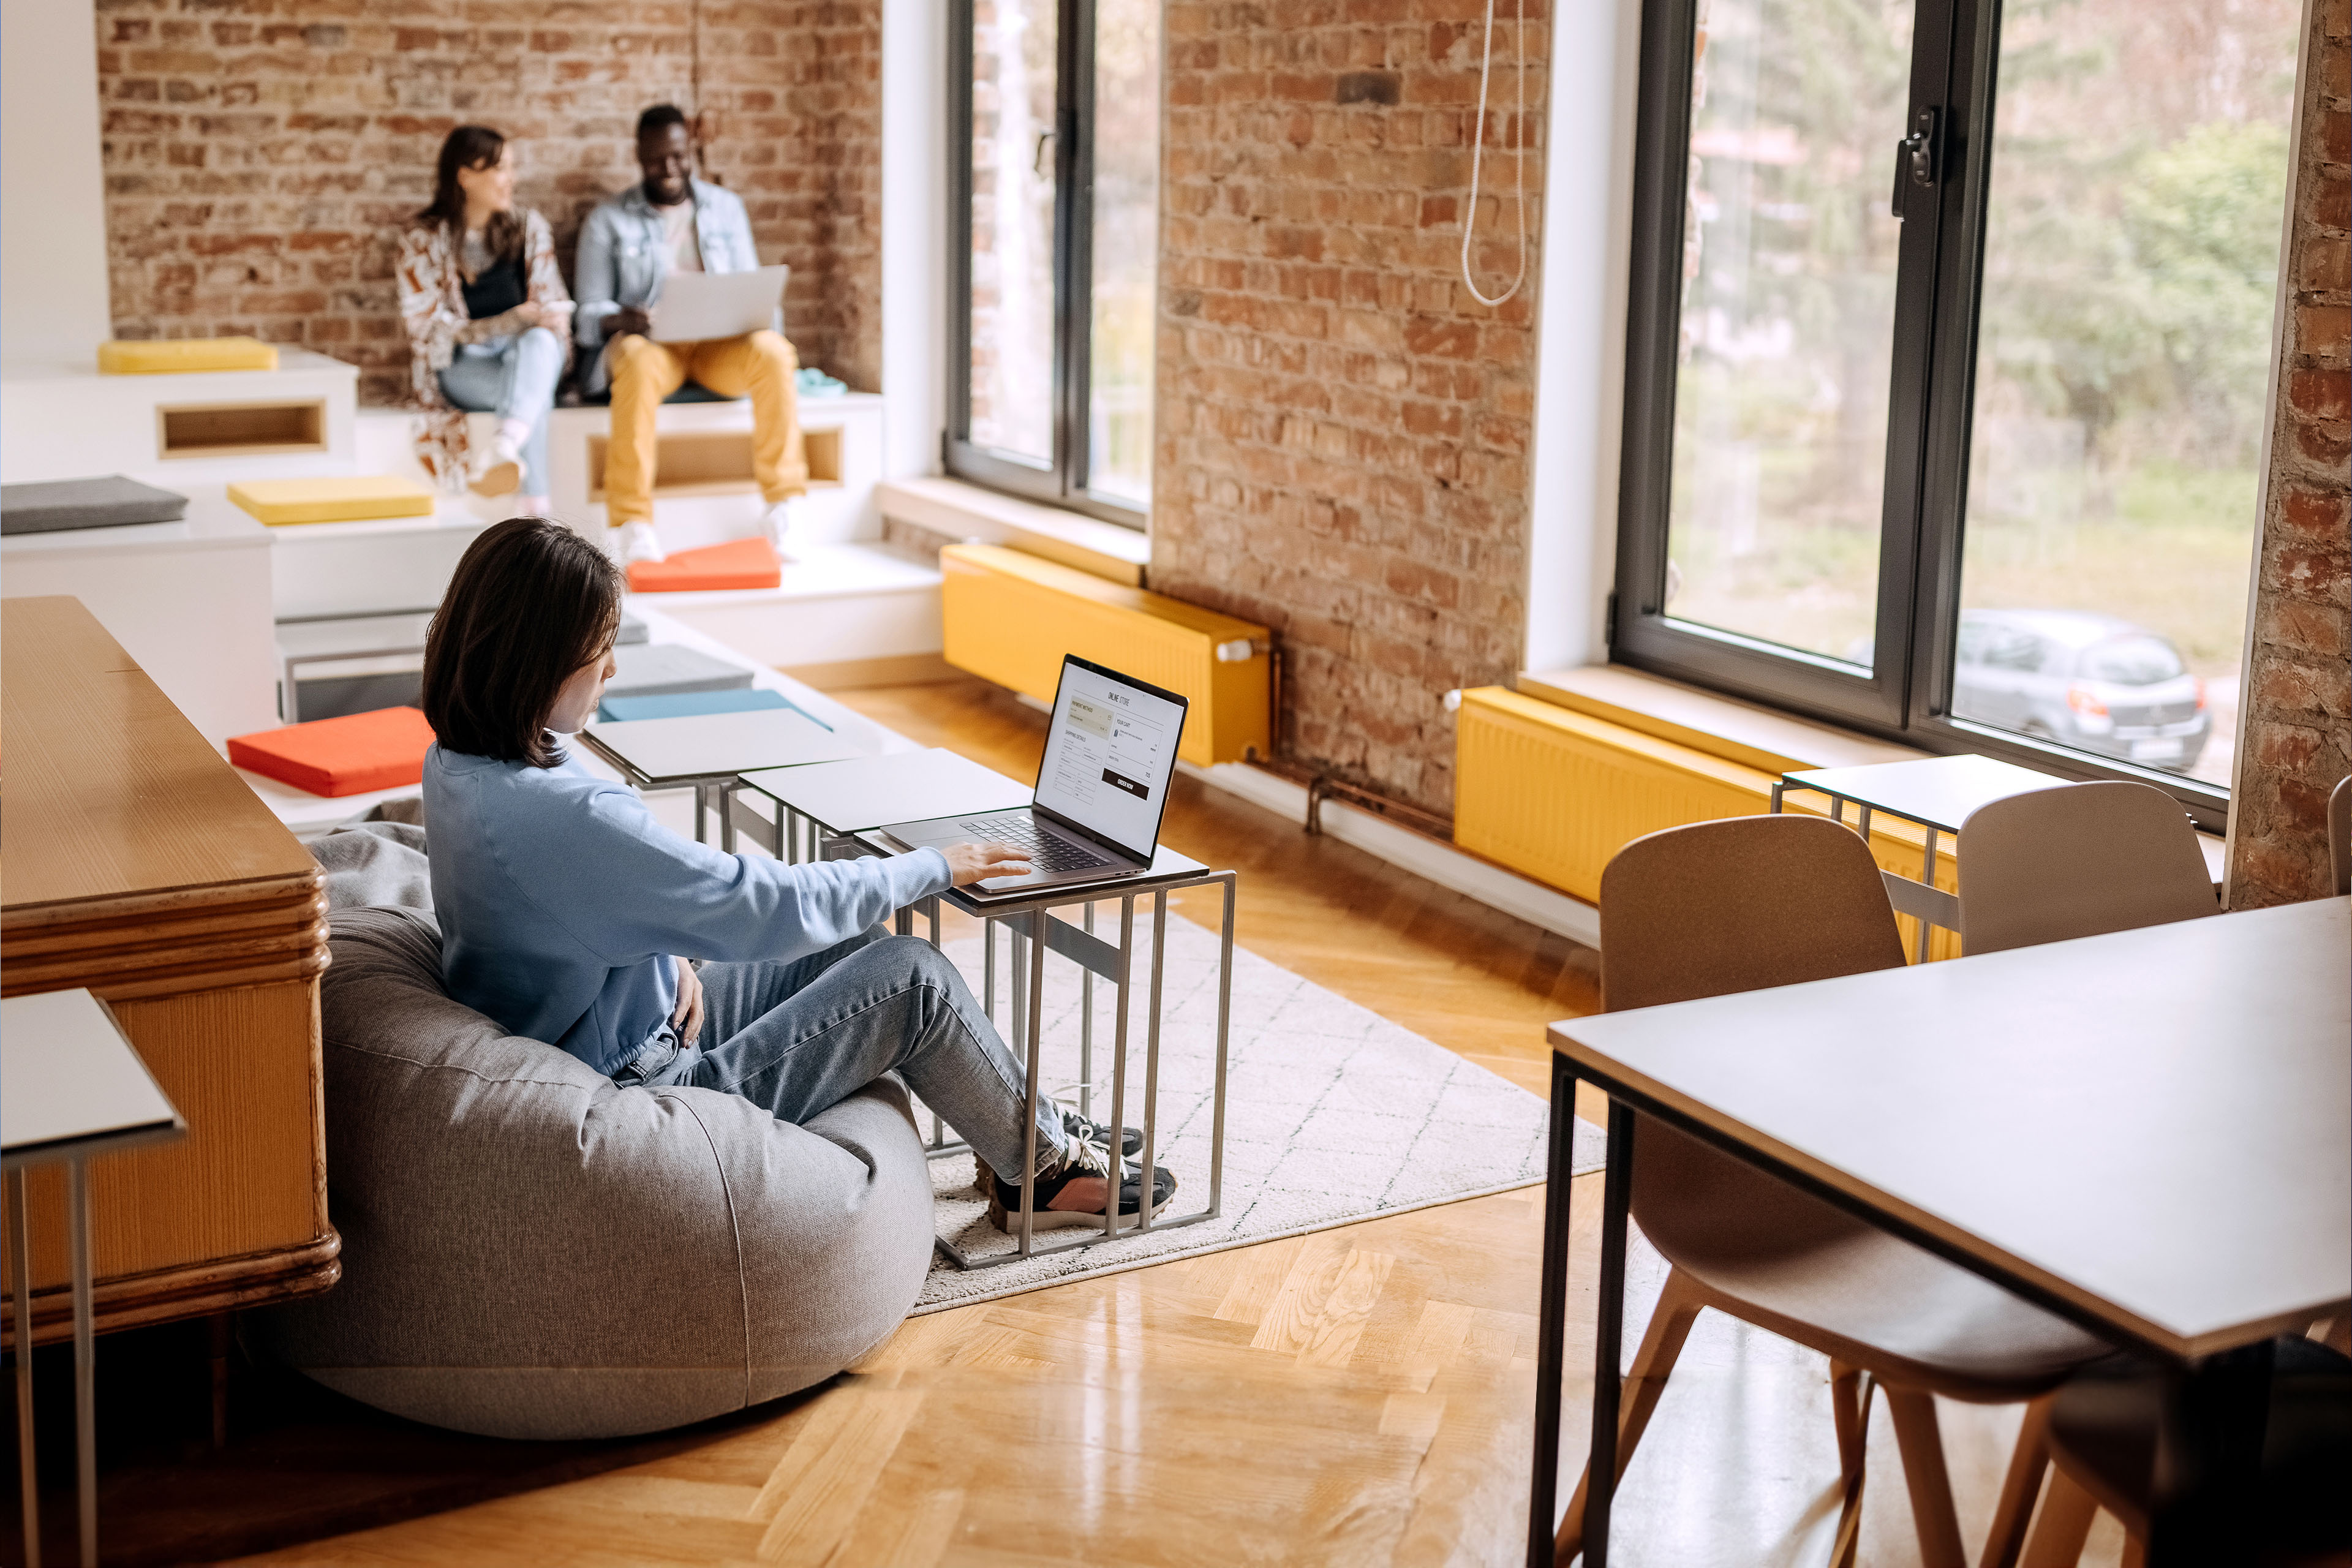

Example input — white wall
[880,0,947,480]
[1521,0,1645,673]
[2,0,111,366]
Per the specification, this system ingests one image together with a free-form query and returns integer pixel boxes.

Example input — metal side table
[727,756,1237,1270]
[1771,753,2064,962]
[3,989,187,1568]
[579,707,867,845]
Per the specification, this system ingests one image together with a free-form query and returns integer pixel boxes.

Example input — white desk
[3,989,188,1568]
[579,708,869,842]
[1528,897,2351,1567]
[729,748,1035,862]
[1773,753,2068,960]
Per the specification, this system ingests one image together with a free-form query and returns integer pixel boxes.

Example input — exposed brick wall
[96,0,880,407]
[2229,0,2352,907]
[1148,1,1547,816]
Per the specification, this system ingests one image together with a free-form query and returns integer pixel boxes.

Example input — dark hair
[423,518,622,767]
[418,124,524,266]
[636,104,690,140]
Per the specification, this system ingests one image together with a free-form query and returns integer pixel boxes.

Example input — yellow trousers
[603,330,809,526]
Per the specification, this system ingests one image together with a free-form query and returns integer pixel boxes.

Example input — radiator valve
[1215,638,1257,663]
[1441,688,1463,712]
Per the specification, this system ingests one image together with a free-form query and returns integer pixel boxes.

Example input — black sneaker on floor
[987,1138,1176,1232]
[971,1107,1143,1195]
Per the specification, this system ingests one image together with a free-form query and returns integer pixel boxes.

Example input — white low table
[1530,897,2351,1567]
[728,747,1035,862]
[3,989,188,1568]
[579,708,869,842]
[1773,753,2067,960]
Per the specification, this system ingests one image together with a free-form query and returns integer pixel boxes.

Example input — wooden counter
[1,596,337,1344]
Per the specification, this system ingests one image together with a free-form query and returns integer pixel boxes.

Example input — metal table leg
[1209,873,1235,1218]
[9,1167,39,1568]
[2147,1340,2275,1566]
[1528,1055,1579,1568]
[1106,895,1135,1235]
[1080,902,1095,1122]
[1014,921,1046,1258]
[1137,890,1169,1232]
[1917,827,1941,964]
[1584,1102,1635,1568]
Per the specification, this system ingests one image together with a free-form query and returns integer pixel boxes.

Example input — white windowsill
[877,475,1149,586]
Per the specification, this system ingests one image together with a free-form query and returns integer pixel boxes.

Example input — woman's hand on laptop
[943,842,1031,887]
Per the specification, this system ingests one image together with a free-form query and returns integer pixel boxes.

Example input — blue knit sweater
[423,742,951,1076]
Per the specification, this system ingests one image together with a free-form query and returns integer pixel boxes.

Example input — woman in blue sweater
[418,517,1174,1230]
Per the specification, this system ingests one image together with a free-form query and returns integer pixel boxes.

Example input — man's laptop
[649,264,788,342]
[875,655,1188,897]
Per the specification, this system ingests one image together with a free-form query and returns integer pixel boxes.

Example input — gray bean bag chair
[254,891,937,1441]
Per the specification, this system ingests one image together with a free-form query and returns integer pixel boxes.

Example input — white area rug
[910,913,1605,1313]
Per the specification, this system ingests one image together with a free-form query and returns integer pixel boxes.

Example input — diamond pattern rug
[910,912,1605,1313]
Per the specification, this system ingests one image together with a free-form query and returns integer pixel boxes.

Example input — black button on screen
[1102,769,1149,800]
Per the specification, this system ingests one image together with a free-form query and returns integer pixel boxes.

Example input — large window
[950,0,1159,527]
[1615,0,2299,826]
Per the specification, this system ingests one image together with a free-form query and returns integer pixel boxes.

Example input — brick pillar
[2228,0,2352,907]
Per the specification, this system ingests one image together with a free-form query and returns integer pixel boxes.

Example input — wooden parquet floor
[108,677,2123,1566]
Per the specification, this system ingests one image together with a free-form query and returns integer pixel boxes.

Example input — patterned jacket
[394,209,571,489]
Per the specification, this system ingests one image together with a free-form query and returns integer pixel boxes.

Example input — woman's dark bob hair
[423,517,622,767]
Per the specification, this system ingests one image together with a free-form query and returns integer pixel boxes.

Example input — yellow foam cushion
[97,337,279,375]
[227,475,435,526]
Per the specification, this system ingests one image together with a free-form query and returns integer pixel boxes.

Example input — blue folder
[595,687,833,729]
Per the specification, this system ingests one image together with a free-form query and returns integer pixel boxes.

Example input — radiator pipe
[1245,639,1456,843]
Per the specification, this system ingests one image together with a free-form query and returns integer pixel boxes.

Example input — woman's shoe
[986,1136,1175,1232]
[970,1107,1143,1195]
[469,432,523,498]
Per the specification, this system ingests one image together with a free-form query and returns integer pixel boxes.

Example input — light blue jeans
[615,927,1071,1180]
[437,326,563,497]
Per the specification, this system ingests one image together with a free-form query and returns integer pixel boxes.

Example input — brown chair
[1990,1335,2352,1567]
[2329,774,2350,898]
[1957,782,2215,956]
[1556,814,2113,1568]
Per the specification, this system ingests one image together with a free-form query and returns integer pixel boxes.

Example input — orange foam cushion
[228,706,438,797]
[627,536,781,593]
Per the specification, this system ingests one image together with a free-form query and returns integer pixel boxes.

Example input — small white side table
[2,989,187,1568]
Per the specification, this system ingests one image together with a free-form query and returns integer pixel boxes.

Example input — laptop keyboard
[958,815,1114,873]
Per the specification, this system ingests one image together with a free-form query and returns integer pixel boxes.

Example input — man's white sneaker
[469,431,524,499]
[615,521,665,564]
[759,499,801,563]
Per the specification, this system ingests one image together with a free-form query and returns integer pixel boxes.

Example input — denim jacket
[573,178,763,393]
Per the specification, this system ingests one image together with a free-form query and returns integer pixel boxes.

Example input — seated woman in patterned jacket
[396,125,572,514]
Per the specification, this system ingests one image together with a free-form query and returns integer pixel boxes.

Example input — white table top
[737,747,1035,833]
[1,990,186,1166]
[1783,753,2068,834]
[1548,897,2352,1360]
[582,707,868,786]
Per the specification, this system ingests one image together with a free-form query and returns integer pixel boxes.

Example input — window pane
[969,0,1057,464]
[1953,0,2296,787]
[1087,0,1159,507]
[1660,0,1912,663]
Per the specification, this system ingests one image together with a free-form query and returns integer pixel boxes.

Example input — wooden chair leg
[2019,1464,2100,1568]
[2316,1313,2350,1356]
[1828,1362,1875,1568]
[1978,1396,2053,1568]
[1885,1386,1968,1568]
[1555,1268,1707,1566]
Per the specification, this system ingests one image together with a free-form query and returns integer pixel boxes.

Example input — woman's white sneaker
[614,521,665,564]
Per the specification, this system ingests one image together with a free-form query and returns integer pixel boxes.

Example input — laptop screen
[1033,657,1188,862]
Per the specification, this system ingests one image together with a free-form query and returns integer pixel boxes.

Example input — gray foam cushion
[0,475,188,535]
[251,907,936,1440]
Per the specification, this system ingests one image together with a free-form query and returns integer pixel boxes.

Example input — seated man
[575,104,807,565]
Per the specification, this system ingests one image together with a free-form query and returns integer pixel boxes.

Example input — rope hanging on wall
[1460,0,1529,307]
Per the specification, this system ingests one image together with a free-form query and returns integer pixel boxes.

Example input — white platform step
[0,489,278,744]
[0,350,361,486]
[627,541,942,671]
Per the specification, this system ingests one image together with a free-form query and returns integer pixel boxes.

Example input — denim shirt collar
[614,177,725,225]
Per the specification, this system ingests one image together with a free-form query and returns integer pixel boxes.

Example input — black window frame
[946,0,1145,529]
[1611,0,2243,832]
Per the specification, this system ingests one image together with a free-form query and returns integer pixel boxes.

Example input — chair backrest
[1600,813,1908,1012]
[2331,775,2351,898]
[1598,815,1909,1270]
[1959,780,2215,955]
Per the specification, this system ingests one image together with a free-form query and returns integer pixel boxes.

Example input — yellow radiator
[1455,687,1960,960]
[939,544,1270,766]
